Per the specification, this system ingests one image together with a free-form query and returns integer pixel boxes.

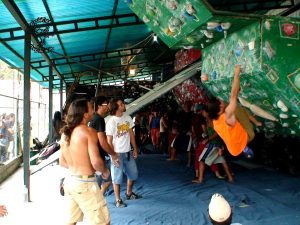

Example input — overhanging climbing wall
[127,0,259,49]
[201,16,300,136]
[127,0,300,136]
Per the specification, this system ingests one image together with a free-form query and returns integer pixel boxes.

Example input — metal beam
[23,30,31,202]
[56,68,161,84]
[126,61,202,115]
[52,61,171,79]
[0,13,143,42]
[210,0,294,12]
[280,2,300,16]
[60,79,63,113]
[0,39,48,81]
[48,66,53,143]
[95,0,119,94]
[2,0,65,84]
[78,69,161,84]
[30,46,167,68]
[42,0,75,79]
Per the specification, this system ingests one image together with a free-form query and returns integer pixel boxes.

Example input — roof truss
[31,46,168,68]
[210,0,295,12]
[0,13,142,42]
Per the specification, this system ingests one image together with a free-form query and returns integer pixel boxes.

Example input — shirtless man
[60,98,110,225]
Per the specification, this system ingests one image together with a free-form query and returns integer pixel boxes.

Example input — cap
[208,193,231,222]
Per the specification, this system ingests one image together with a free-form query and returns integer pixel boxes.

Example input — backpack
[38,142,60,161]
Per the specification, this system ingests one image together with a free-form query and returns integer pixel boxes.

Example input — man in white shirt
[106,98,141,208]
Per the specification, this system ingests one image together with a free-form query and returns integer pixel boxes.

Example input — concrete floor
[1,155,300,225]
[0,163,73,225]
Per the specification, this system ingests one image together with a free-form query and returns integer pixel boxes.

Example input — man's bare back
[60,101,108,177]
[60,125,97,175]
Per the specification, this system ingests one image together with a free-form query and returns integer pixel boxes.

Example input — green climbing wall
[202,16,300,136]
[127,0,300,135]
[127,0,258,49]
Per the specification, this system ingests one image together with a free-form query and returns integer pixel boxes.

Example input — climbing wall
[127,0,258,49]
[201,16,300,136]
[173,76,211,109]
[127,0,300,135]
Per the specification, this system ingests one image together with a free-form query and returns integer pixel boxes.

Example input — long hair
[207,97,221,120]
[52,111,63,141]
[60,99,89,143]
[109,98,122,116]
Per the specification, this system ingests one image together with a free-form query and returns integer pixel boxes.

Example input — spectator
[6,113,15,159]
[89,96,119,195]
[0,114,9,164]
[60,99,110,225]
[208,193,232,225]
[133,111,142,153]
[148,108,160,151]
[106,98,141,208]
[159,111,168,154]
[52,111,64,142]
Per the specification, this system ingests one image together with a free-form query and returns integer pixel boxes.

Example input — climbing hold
[221,22,231,30]
[263,41,275,59]
[143,16,150,23]
[282,123,289,127]
[294,74,300,89]
[279,114,288,119]
[207,22,219,30]
[239,97,277,121]
[201,74,208,82]
[282,23,297,36]
[277,100,288,112]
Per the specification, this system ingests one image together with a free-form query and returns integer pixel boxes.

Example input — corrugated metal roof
[0,0,173,90]
[0,0,296,91]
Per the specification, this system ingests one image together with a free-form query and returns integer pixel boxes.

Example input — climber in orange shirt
[206,65,259,158]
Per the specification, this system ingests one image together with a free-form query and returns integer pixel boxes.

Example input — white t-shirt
[106,114,134,153]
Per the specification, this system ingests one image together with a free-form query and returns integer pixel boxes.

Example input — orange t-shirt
[213,114,248,156]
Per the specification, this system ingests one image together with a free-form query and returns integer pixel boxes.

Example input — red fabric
[173,79,209,110]
[168,132,177,145]
[150,128,160,148]
[174,49,201,73]
[188,49,201,61]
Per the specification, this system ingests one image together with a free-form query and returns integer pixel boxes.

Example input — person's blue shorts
[111,151,138,184]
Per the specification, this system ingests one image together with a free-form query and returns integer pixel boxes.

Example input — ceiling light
[153,34,158,42]
[129,68,136,76]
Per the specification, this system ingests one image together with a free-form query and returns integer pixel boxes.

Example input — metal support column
[48,66,53,142]
[60,79,63,114]
[23,30,31,202]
